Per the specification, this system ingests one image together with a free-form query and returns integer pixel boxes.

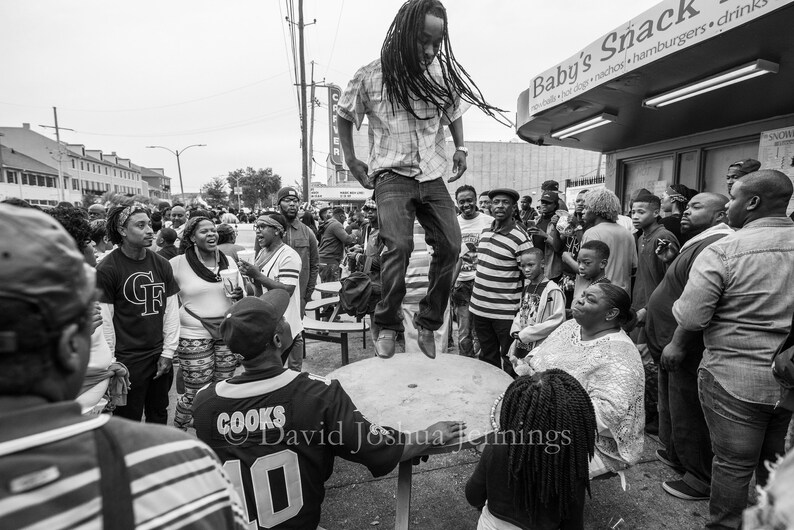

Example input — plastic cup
[220,270,239,298]
[238,249,255,264]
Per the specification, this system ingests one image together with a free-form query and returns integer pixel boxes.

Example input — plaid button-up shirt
[337,58,465,186]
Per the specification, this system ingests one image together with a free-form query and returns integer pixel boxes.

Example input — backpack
[339,259,373,318]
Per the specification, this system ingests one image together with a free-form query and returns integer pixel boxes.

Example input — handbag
[183,305,225,341]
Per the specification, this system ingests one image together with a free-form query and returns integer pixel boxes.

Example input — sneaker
[662,480,709,501]
[374,329,397,359]
[656,449,684,473]
[417,326,436,359]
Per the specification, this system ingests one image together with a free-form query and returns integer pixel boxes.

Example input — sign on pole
[328,85,343,167]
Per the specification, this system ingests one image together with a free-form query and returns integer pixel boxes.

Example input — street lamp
[145,144,206,196]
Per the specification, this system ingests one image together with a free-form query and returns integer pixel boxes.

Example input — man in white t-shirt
[452,185,493,358]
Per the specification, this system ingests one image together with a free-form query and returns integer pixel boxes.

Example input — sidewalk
[301,327,711,530]
[167,313,713,529]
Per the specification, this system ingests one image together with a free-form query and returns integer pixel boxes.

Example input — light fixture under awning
[550,113,617,140]
[643,59,779,108]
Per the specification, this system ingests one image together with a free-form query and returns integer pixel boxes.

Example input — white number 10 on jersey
[223,450,304,528]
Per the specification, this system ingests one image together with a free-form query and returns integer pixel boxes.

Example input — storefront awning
[516,0,794,152]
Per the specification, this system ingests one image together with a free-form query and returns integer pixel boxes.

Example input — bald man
[642,193,734,502]
[169,205,187,247]
[668,171,794,528]
[170,205,186,229]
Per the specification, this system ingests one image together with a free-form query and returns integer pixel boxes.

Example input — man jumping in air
[337,0,503,359]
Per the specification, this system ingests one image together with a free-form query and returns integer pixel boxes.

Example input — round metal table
[328,353,513,529]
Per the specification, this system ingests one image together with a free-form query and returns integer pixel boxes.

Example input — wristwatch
[456,146,468,156]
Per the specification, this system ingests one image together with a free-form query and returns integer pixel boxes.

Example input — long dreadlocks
[380,0,505,122]
[499,369,597,523]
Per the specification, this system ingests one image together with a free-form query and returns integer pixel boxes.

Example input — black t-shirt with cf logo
[97,249,180,360]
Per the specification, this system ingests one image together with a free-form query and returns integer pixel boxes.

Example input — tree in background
[227,167,281,210]
[202,176,229,209]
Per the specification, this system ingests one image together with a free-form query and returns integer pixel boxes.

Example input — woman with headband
[238,213,304,369]
[96,204,180,423]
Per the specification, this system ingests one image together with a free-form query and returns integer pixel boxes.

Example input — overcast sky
[2,0,658,193]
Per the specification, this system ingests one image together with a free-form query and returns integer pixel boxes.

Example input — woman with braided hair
[466,370,596,529]
[337,0,505,360]
[169,216,244,429]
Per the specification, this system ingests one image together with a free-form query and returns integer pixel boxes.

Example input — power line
[323,0,345,81]
[0,73,290,114]
[70,108,296,138]
[278,0,300,113]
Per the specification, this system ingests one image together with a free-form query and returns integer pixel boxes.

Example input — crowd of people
[2,0,794,529]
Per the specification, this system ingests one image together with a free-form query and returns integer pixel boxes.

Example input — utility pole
[53,108,64,202]
[307,60,317,191]
[39,107,74,202]
[298,0,309,203]
[227,173,243,211]
[286,2,315,202]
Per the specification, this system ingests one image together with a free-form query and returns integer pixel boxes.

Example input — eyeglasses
[280,198,300,205]
[255,223,273,231]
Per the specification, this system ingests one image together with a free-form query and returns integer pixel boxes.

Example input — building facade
[137,165,172,201]
[516,0,794,214]
[0,145,63,207]
[324,123,601,207]
[0,123,170,206]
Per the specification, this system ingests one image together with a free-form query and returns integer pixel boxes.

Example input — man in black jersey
[193,292,465,529]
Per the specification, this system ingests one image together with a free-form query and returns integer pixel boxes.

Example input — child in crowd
[629,192,678,437]
[156,227,179,261]
[466,370,596,529]
[508,248,565,363]
[577,240,610,285]
[630,193,678,324]
[569,240,612,318]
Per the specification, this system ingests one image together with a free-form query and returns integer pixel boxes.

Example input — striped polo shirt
[0,401,246,529]
[469,221,533,320]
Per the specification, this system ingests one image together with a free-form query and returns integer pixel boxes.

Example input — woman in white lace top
[512,283,645,476]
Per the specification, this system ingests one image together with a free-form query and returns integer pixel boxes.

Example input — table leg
[340,333,349,366]
[330,302,341,322]
[395,459,412,530]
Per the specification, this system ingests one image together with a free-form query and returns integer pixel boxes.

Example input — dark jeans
[451,280,478,358]
[114,353,173,424]
[658,349,712,495]
[318,262,341,320]
[698,369,792,529]
[374,172,460,332]
[472,315,515,377]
